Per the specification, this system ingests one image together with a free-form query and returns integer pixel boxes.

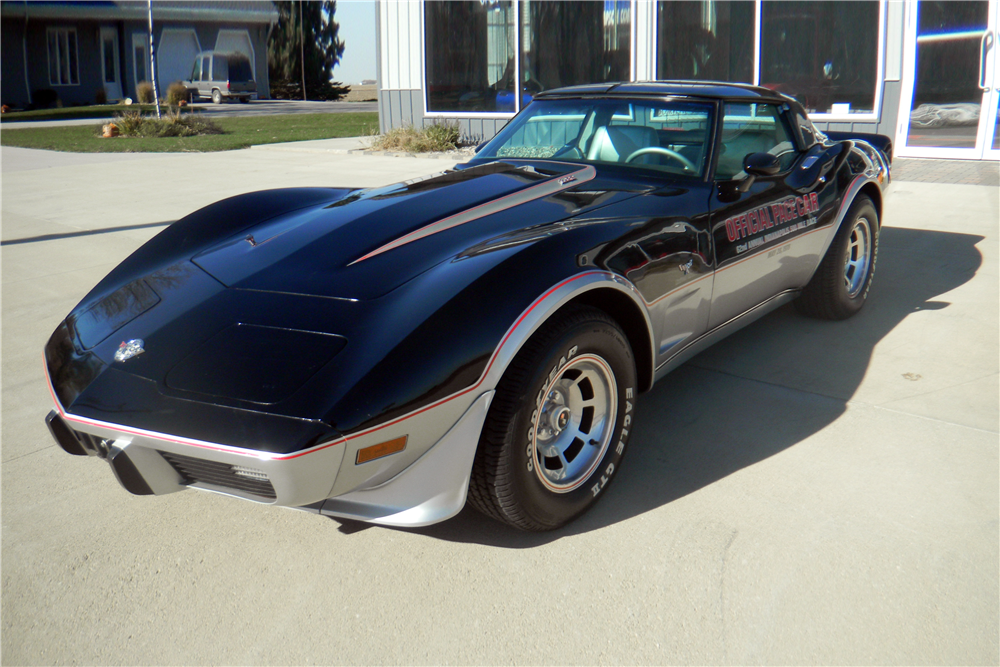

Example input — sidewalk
[892,156,999,186]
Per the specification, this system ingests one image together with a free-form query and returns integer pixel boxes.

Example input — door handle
[981,30,995,92]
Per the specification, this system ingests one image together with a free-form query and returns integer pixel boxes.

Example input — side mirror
[743,152,781,176]
[733,152,781,193]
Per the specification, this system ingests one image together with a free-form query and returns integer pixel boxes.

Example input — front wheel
[468,306,637,531]
[795,195,879,320]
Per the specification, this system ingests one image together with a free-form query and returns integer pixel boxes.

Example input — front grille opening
[159,451,276,500]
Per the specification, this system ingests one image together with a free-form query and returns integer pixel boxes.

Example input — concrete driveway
[1,144,997,665]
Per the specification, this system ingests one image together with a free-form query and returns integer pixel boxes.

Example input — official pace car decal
[725,192,820,255]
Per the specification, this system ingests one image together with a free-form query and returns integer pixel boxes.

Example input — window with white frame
[655,0,884,118]
[425,1,517,113]
[47,28,80,86]
[657,0,754,83]
[760,1,881,116]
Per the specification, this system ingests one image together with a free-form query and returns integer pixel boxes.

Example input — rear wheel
[211,89,222,104]
[796,195,879,320]
[468,306,637,531]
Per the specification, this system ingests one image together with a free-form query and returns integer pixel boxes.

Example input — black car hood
[191,160,645,300]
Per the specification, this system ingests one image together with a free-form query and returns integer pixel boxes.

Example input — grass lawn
[0,112,378,152]
[0,104,178,122]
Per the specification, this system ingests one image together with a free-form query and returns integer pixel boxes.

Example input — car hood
[191,160,646,300]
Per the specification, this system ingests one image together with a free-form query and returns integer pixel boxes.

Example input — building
[1,1,277,107]
[376,0,999,161]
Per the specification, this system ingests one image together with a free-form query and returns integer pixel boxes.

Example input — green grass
[0,104,178,122]
[0,112,378,152]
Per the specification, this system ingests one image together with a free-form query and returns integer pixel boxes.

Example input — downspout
[375,0,383,132]
[23,1,32,106]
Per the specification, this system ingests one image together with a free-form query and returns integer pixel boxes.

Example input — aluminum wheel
[844,217,872,298]
[531,355,617,493]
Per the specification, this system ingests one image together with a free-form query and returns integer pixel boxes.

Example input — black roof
[536,80,786,101]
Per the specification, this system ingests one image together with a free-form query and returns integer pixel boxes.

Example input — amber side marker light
[356,436,408,464]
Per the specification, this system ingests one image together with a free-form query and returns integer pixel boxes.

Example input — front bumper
[45,389,495,527]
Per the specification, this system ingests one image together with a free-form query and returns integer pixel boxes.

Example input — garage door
[157,28,200,88]
[214,29,255,78]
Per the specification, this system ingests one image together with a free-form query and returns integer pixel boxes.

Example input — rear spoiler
[823,131,893,164]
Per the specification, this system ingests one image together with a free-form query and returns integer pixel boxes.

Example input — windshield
[476,98,714,178]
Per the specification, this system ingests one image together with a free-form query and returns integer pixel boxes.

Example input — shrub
[370,122,462,153]
[423,122,460,150]
[157,108,223,137]
[136,81,154,104]
[113,110,146,136]
[166,82,189,106]
[269,78,349,101]
[32,89,59,109]
[105,108,223,138]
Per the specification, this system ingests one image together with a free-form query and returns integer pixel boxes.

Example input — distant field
[345,85,377,102]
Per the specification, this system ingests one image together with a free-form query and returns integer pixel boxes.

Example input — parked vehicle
[182,51,256,104]
[44,82,891,531]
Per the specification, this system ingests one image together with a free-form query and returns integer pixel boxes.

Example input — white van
[183,51,256,104]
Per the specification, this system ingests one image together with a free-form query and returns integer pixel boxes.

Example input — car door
[197,55,212,98]
[707,100,830,329]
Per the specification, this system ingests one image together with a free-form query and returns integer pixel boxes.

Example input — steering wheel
[625,147,697,172]
[551,142,582,159]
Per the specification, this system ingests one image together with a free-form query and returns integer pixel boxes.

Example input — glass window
[906,1,988,149]
[425,1,516,113]
[520,0,631,99]
[47,28,79,86]
[103,37,117,83]
[212,56,228,81]
[760,1,879,115]
[136,45,148,83]
[477,98,713,177]
[717,102,798,179]
[656,1,754,82]
[228,56,253,82]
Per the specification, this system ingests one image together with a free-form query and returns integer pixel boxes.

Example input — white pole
[148,0,161,118]
[299,0,307,101]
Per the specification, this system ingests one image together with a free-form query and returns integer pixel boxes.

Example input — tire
[211,89,222,105]
[468,306,637,531]
[795,195,879,320]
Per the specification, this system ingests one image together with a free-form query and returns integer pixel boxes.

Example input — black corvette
[44,82,891,531]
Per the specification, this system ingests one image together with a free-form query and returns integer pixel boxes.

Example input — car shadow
[331,226,985,547]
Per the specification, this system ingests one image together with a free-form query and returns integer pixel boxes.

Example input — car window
[477,98,713,178]
[228,56,253,82]
[190,58,200,81]
[716,102,798,179]
[200,56,210,81]
[212,56,228,81]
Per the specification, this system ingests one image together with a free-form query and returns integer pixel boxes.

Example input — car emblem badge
[114,339,145,362]
[559,175,577,185]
